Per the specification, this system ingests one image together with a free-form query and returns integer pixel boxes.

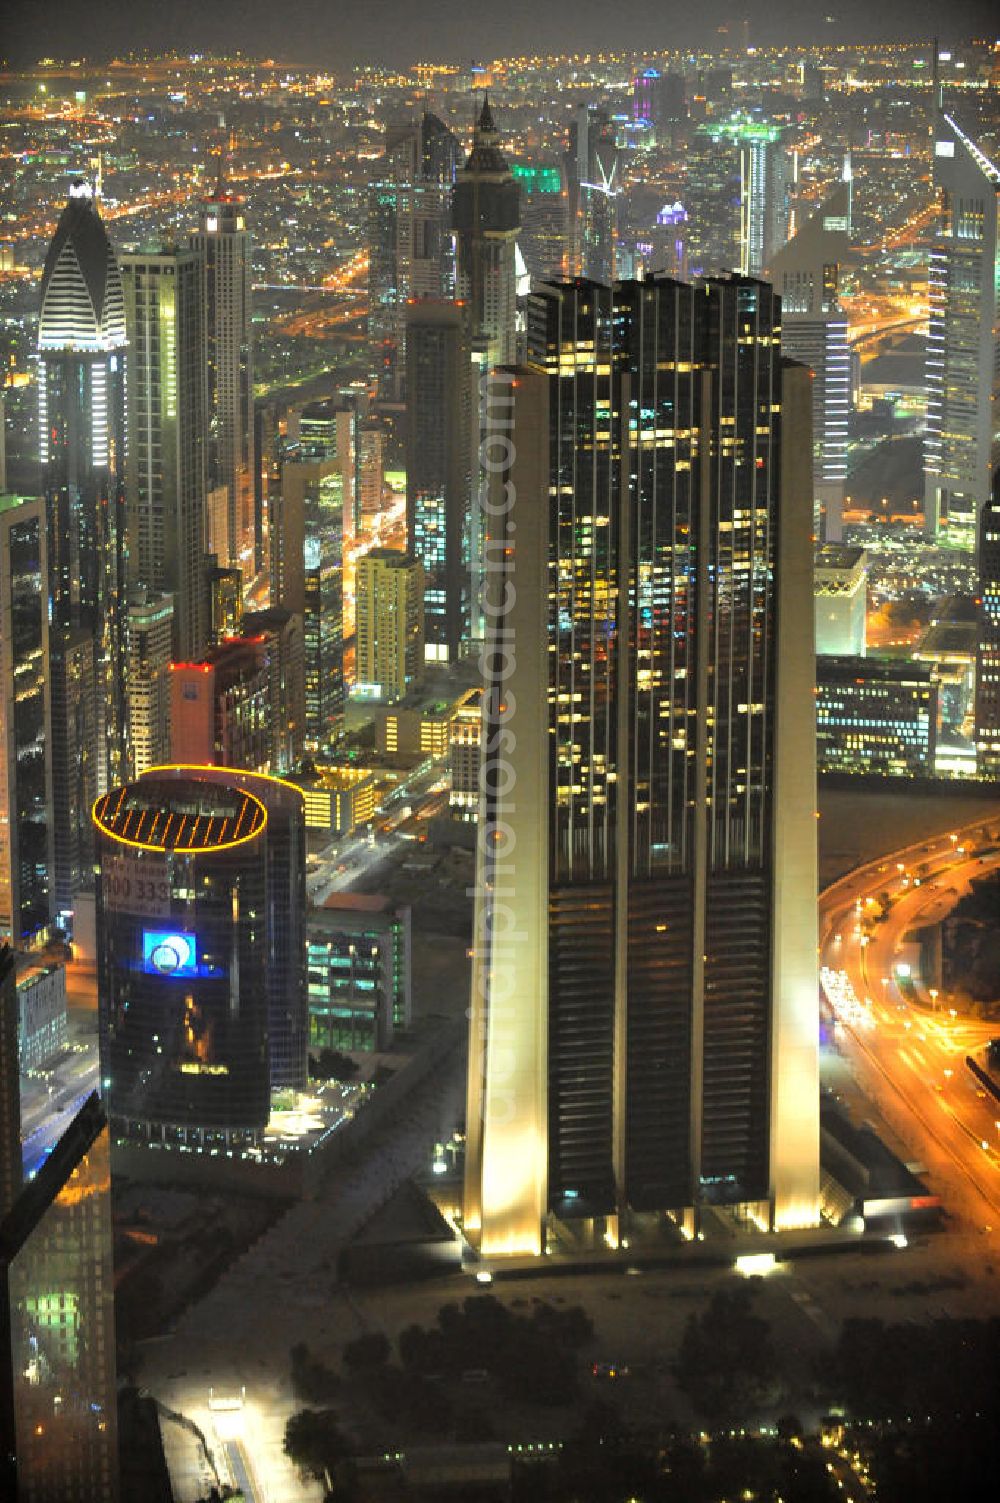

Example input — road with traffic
[819,819,1000,1236]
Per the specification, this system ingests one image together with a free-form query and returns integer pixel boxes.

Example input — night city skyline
[2,1,1000,69]
[1,11,1000,1503]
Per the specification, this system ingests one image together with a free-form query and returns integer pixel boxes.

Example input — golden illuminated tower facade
[465,276,820,1256]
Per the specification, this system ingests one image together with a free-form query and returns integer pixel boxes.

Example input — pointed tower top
[477,93,495,137]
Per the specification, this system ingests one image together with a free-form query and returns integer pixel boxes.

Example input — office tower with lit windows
[38,182,129,888]
[290,396,359,541]
[817,658,937,777]
[126,591,174,776]
[121,248,208,659]
[632,68,661,126]
[48,629,96,925]
[303,532,344,757]
[770,180,851,536]
[688,118,787,279]
[307,895,411,1054]
[0,496,52,946]
[93,765,307,1150]
[976,472,1000,777]
[685,128,741,276]
[205,559,243,644]
[405,300,474,662]
[270,452,344,754]
[465,276,820,1257]
[0,945,17,1218]
[924,114,1000,549]
[2,1092,119,1503]
[190,187,255,571]
[140,764,307,1090]
[355,549,425,701]
[170,610,303,773]
[368,114,463,400]
[453,98,521,369]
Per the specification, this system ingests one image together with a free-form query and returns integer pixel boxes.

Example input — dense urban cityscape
[0,6,999,1501]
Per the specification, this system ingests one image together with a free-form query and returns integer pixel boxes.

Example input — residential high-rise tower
[190,185,255,573]
[121,247,208,658]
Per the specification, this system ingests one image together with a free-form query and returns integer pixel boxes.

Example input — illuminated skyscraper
[121,248,208,658]
[770,179,851,536]
[688,118,787,279]
[453,98,521,369]
[0,945,17,1218]
[0,496,52,946]
[126,591,174,777]
[271,440,344,751]
[817,658,937,777]
[368,114,462,400]
[190,186,255,572]
[94,766,307,1154]
[976,471,1000,777]
[38,182,128,925]
[271,449,345,756]
[924,114,1000,549]
[511,162,570,282]
[405,300,474,662]
[355,549,425,701]
[2,1093,119,1503]
[465,276,820,1256]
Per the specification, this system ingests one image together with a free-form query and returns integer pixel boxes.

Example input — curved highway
[819,818,1000,1234]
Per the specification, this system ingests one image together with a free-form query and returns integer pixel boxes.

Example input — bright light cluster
[820,966,875,1030]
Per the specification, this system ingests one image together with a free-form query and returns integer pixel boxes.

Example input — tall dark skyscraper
[38,183,129,923]
[452,98,520,369]
[121,248,209,660]
[368,113,462,400]
[190,184,255,573]
[405,299,474,663]
[465,276,820,1256]
[573,105,620,284]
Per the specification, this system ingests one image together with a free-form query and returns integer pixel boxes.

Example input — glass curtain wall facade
[94,774,272,1148]
[0,497,52,945]
[465,275,820,1254]
[405,300,474,662]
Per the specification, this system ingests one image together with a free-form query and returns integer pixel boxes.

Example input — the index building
[190,186,255,572]
[465,276,820,1257]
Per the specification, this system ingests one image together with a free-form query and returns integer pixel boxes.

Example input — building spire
[477,93,495,138]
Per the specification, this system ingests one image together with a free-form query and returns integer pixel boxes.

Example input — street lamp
[929,988,939,1011]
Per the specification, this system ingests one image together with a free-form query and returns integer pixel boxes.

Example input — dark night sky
[1,0,998,70]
